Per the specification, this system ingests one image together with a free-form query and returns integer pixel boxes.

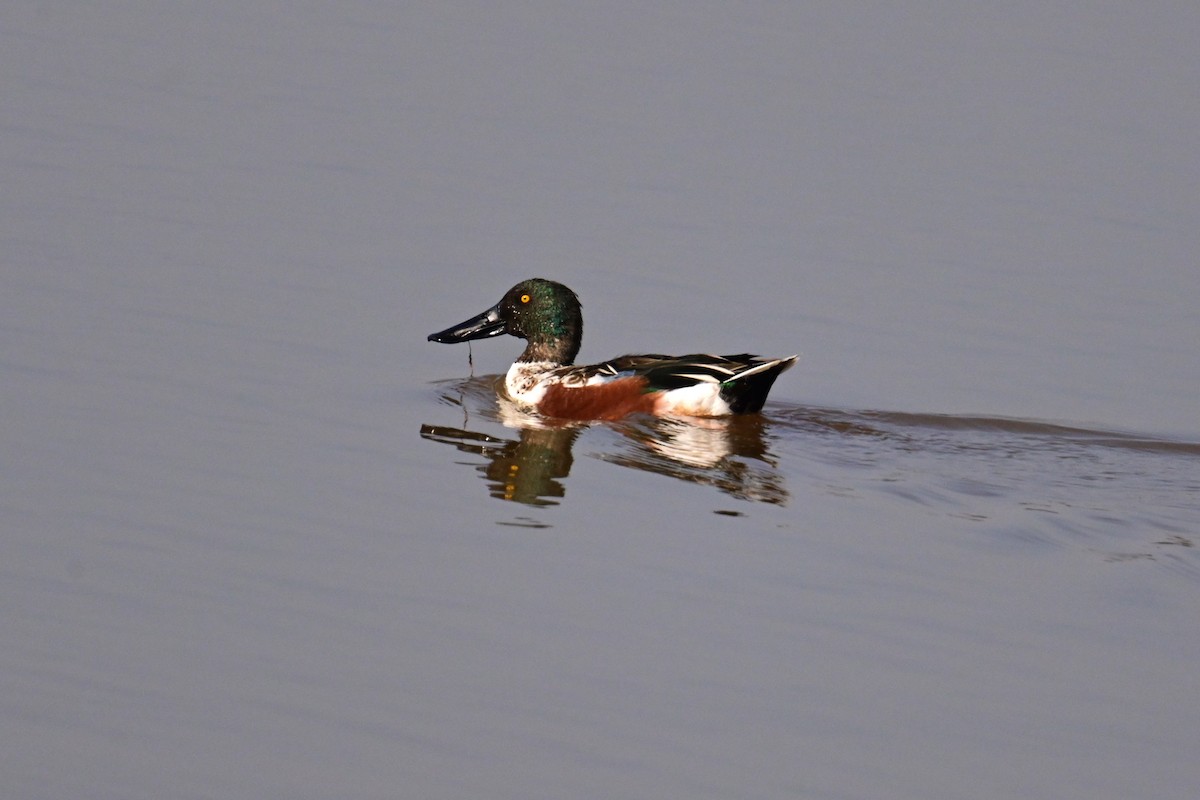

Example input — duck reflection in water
[420,376,788,507]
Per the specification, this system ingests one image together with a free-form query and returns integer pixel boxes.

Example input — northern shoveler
[427,278,797,420]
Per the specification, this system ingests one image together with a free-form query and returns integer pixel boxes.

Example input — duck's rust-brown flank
[537,377,658,420]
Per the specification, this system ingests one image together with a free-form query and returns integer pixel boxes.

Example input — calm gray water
[3,4,1198,799]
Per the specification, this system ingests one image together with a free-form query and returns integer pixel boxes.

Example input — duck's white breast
[504,362,557,406]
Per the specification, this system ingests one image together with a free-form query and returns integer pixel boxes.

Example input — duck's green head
[427,278,583,365]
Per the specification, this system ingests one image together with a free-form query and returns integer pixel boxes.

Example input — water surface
[3,4,1198,799]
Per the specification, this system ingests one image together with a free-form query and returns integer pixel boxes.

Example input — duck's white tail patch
[655,383,733,417]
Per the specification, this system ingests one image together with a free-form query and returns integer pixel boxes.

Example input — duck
[427,278,796,420]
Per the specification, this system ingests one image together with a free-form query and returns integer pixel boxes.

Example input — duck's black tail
[719,355,798,413]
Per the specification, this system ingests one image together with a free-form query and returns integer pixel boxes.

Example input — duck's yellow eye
[520,294,531,304]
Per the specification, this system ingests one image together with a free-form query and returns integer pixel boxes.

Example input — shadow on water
[422,376,1200,571]
[423,376,1200,492]
[421,376,787,506]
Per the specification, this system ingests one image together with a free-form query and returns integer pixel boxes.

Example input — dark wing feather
[555,353,797,414]
[598,353,771,391]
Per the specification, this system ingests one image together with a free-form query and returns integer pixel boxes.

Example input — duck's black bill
[427,305,506,343]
